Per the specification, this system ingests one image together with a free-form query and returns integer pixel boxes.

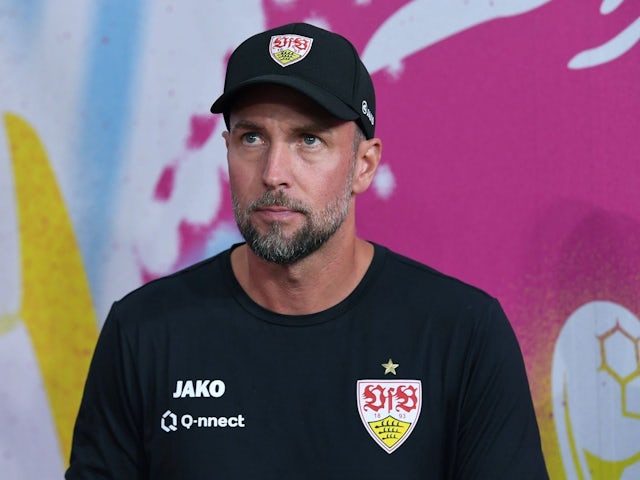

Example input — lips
[250,195,308,215]
[253,206,303,222]
[255,205,293,213]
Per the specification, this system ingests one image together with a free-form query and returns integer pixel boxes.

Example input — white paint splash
[569,15,640,69]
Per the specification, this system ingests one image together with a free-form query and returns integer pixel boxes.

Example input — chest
[135,312,466,478]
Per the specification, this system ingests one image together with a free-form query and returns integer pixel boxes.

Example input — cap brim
[210,75,360,122]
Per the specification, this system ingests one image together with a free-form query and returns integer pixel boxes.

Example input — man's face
[224,85,360,264]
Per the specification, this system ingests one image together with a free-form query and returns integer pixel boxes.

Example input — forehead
[228,84,352,131]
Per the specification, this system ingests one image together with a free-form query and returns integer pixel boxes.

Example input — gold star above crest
[381,358,399,375]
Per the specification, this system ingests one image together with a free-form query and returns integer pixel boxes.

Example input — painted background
[1,0,639,478]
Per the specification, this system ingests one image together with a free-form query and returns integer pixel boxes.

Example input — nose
[262,141,293,189]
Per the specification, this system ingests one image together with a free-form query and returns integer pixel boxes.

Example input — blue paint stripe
[4,0,44,46]
[76,0,147,297]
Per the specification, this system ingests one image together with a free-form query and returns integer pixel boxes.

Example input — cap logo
[269,34,313,67]
[362,100,375,126]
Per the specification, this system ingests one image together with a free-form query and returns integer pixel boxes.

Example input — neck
[230,227,373,315]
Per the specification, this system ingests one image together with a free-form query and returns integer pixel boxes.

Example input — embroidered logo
[362,100,375,126]
[357,379,422,453]
[269,34,313,67]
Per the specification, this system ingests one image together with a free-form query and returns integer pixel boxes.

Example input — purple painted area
[153,164,175,201]
[145,112,236,282]
[256,0,640,362]
[186,114,217,150]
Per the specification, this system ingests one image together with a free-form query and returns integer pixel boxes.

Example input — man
[67,23,549,479]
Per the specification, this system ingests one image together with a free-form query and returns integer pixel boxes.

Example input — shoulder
[366,244,514,345]
[373,243,495,309]
[108,247,234,328]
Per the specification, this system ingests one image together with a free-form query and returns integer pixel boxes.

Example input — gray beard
[232,150,357,266]
[232,188,351,265]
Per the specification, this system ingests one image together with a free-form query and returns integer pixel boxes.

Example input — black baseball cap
[210,23,376,139]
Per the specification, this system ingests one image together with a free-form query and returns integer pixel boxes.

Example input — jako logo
[161,410,178,432]
[172,379,226,398]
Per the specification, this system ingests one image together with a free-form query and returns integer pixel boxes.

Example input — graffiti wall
[1,0,638,478]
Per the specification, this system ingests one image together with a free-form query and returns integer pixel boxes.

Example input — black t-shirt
[66,243,549,479]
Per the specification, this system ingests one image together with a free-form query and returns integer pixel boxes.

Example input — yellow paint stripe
[4,113,98,465]
[563,375,640,478]
[563,375,585,480]
[585,448,640,480]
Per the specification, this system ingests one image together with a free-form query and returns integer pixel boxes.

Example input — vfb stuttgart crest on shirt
[269,34,313,67]
[357,379,422,454]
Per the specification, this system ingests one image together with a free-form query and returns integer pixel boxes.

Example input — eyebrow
[230,119,337,136]
[230,120,262,133]
[290,122,334,136]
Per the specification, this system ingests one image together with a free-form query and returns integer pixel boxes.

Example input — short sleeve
[65,303,147,479]
[454,298,549,479]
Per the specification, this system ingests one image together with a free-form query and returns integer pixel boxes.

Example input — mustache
[247,190,310,215]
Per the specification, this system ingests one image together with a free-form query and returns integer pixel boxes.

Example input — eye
[302,134,320,146]
[242,132,261,145]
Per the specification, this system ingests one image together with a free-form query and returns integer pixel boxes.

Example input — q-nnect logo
[160,410,246,433]
[161,410,178,432]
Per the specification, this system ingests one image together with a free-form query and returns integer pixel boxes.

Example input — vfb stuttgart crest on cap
[357,380,422,454]
[269,34,313,67]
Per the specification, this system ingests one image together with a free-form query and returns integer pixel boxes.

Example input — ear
[222,130,230,149]
[352,137,382,195]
